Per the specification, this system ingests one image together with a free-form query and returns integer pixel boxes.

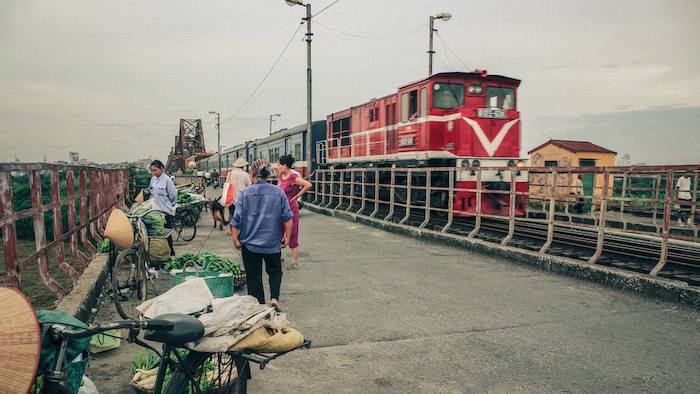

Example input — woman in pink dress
[277,155,312,269]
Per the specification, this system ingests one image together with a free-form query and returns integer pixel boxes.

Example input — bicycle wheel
[176,214,197,242]
[112,248,147,319]
[164,351,247,394]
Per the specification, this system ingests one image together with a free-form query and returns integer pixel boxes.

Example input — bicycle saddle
[144,313,204,345]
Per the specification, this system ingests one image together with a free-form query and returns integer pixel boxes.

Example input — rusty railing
[0,163,129,300]
[307,165,700,281]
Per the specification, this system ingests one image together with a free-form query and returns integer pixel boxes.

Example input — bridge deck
[91,209,699,393]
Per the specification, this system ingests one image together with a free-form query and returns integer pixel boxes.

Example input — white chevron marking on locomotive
[462,117,520,157]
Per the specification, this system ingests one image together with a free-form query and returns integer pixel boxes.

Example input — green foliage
[177,192,194,205]
[165,252,242,275]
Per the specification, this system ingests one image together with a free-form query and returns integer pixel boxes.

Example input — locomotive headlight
[507,160,516,167]
[461,159,470,167]
[516,160,526,167]
[470,159,480,175]
[468,84,483,95]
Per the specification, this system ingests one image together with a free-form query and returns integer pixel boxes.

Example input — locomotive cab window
[433,83,465,109]
[486,87,515,109]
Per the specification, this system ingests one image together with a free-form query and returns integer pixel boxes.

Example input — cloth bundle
[137,279,295,353]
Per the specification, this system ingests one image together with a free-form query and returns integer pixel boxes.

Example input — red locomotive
[324,71,527,216]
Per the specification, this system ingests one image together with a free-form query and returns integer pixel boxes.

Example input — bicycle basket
[173,261,234,298]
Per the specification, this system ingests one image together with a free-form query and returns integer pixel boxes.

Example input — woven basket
[173,261,234,298]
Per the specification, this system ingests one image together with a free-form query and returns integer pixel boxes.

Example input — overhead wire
[314,20,427,40]
[435,31,472,71]
[222,22,304,124]
[312,0,342,17]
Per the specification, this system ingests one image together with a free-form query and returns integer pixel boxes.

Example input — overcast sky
[1,0,699,164]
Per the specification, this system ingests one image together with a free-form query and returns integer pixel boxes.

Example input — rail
[307,165,700,282]
[0,163,129,300]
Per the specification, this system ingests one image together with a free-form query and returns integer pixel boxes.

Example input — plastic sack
[78,376,99,394]
[88,330,121,354]
[130,199,166,236]
[230,326,304,353]
[148,238,170,262]
[137,278,213,318]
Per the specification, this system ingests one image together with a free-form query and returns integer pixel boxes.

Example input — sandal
[270,299,281,312]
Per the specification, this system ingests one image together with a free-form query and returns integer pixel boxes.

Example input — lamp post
[269,113,282,135]
[428,12,452,76]
[208,111,221,174]
[284,0,313,170]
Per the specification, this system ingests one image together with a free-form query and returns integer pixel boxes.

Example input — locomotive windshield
[433,83,465,109]
[486,87,515,109]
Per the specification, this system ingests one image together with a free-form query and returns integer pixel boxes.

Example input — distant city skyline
[1,0,699,164]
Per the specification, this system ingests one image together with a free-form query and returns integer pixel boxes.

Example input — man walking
[224,157,252,223]
[230,161,293,310]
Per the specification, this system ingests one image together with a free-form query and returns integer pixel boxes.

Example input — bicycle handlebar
[45,317,174,339]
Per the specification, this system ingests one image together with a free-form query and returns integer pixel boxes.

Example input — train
[324,71,528,216]
[198,121,327,177]
[200,70,526,216]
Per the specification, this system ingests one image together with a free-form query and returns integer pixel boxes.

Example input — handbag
[221,182,235,207]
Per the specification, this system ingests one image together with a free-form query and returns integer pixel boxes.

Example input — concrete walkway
[91,208,699,393]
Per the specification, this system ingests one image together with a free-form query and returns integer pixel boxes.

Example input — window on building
[369,108,374,122]
[294,143,302,161]
[433,83,465,109]
[486,87,516,109]
[400,93,409,122]
[374,107,379,123]
[409,90,418,118]
[340,117,351,146]
[420,87,427,117]
[332,119,341,147]
[544,161,558,167]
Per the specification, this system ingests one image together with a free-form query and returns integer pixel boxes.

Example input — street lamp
[428,12,452,76]
[269,113,282,135]
[284,0,313,172]
[208,111,221,174]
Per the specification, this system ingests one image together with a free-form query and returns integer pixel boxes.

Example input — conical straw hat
[0,286,41,394]
[104,208,134,250]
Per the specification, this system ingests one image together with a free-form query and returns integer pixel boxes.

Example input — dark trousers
[228,204,235,223]
[678,198,692,222]
[164,214,176,256]
[241,245,282,305]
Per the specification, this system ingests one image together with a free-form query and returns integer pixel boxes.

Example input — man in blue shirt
[231,161,293,309]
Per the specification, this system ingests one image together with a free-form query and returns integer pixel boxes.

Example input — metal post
[325,169,335,208]
[312,171,319,204]
[305,3,313,170]
[620,171,628,230]
[335,169,344,210]
[468,169,482,239]
[215,113,221,174]
[539,170,557,254]
[501,169,517,245]
[346,169,355,212]
[370,169,380,218]
[588,170,610,264]
[428,16,435,76]
[650,170,674,276]
[420,170,432,228]
[358,169,367,215]
[441,169,455,233]
[400,171,412,224]
[385,169,396,221]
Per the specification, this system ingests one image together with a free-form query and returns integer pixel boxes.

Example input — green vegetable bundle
[165,252,242,276]
[97,239,111,253]
[131,203,166,236]
[177,192,194,205]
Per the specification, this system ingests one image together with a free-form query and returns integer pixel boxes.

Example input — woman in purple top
[277,155,312,269]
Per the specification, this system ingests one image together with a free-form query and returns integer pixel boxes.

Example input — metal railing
[0,163,129,299]
[307,165,700,278]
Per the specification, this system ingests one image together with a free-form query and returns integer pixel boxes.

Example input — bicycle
[173,204,198,242]
[38,313,309,393]
[112,208,172,320]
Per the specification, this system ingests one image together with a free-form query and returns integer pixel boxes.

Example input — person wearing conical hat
[224,157,252,223]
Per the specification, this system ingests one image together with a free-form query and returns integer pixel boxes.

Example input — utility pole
[304,3,313,171]
[428,12,452,76]
[269,113,282,135]
[285,0,314,172]
[208,111,221,173]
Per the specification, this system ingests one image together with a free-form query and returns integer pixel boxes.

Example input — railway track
[315,198,700,286]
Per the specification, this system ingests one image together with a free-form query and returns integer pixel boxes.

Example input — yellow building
[528,140,617,200]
